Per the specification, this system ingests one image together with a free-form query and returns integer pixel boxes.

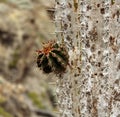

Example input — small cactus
[36,40,69,74]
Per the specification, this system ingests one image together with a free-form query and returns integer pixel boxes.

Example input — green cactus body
[36,41,69,74]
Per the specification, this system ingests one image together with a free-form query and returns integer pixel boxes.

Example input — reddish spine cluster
[36,41,69,74]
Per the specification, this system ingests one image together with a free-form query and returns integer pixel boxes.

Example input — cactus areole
[36,40,69,74]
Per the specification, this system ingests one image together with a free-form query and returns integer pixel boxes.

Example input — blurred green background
[0,0,57,117]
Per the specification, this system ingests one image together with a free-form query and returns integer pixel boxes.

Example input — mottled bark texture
[54,0,120,117]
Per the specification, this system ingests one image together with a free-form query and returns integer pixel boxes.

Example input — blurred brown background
[0,0,57,117]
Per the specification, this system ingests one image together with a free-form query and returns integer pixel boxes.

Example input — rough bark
[55,0,120,117]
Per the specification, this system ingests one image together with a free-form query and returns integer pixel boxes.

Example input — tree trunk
[55,0,120,117]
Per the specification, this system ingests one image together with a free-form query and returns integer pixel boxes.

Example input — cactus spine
[37,41,69,74]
